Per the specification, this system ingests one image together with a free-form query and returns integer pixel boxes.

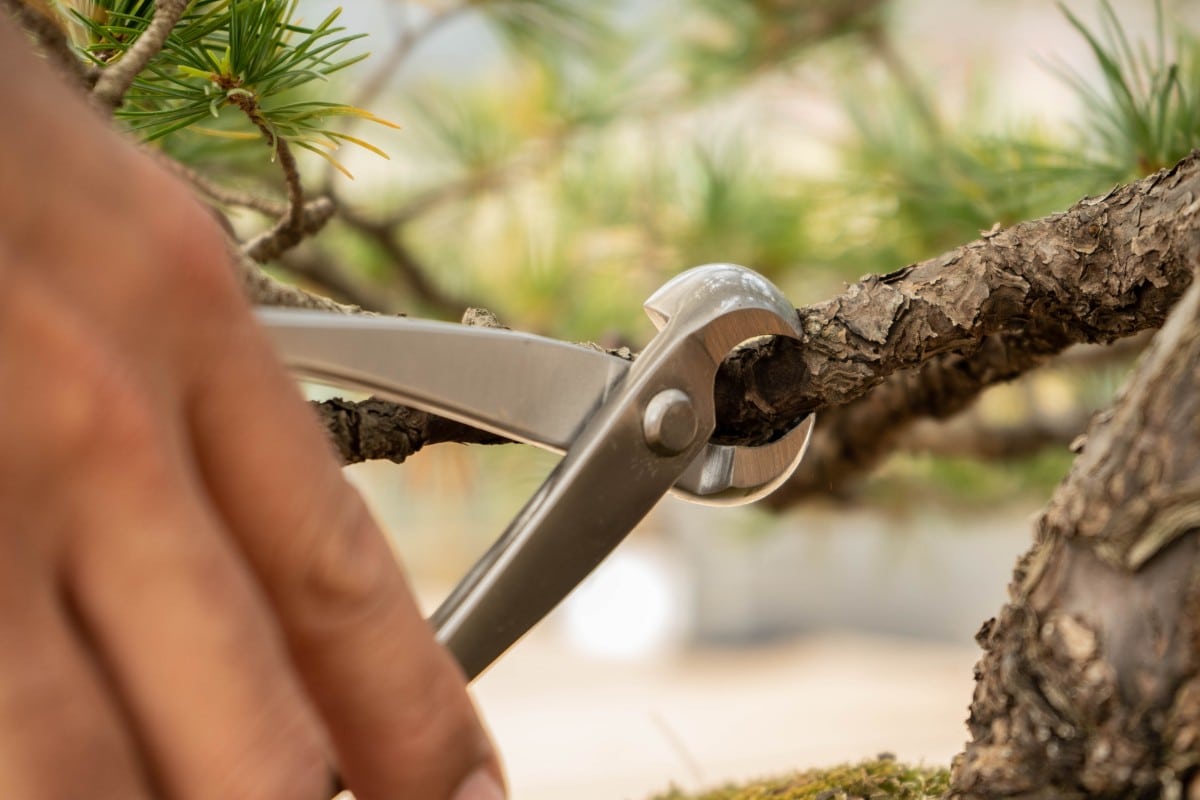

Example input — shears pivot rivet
[642,389,698,455]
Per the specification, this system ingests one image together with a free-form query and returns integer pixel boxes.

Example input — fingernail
[452,768,506,800]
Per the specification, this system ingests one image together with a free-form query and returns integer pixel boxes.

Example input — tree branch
[236,250,366,314]
[764,334,1145,504]
[223,92,335,263]
[762,325,1077,506]
[91,0,187,110]
[314,398,506,465]
[300,154,1199,501]
[712,151,1200,445]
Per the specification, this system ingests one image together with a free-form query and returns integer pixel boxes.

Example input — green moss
[650,758,950,800]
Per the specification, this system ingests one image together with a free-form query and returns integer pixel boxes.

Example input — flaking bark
[712,151,1199,445]
[315,398,505,465]
[950,276,1200,799]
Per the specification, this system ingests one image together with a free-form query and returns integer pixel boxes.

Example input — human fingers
[62,442,337,800]
[2,279,332,800]
[0,272,150,799]
[180,289,502,799]
[0,550,151,799]
[0,25,500,791]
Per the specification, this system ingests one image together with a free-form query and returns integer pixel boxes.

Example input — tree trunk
[951,273,1200,798]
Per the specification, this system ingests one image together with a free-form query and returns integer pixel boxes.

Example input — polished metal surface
[259,264,815,680]
[257,310,630,450]
[642,389,698,455]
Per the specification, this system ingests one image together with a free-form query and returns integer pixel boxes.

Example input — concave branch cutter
[258,264,814,681]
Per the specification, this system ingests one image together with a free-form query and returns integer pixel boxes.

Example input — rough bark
[312,153,1200,483]
[712,151,1199,445]
[314,398,506,464]
[764,324,1076,507]
[950,275,1200,799]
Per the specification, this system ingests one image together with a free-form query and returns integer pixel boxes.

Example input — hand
[0,20,502,800]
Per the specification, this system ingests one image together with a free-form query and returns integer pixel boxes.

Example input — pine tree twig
[235,249,366,314]
[2,0,96,87]
[241,193,335,256]
[224,92,334,263]
[157,155,336,230]
[91,0,187,110]
[166,159,288,216]
[241,182,334,263]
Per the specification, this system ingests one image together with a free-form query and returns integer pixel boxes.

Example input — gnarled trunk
[952,275,1200,798]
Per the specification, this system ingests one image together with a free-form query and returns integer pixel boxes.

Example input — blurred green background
[215,0,1199,576]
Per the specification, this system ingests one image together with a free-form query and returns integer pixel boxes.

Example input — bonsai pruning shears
[258,264,815,681]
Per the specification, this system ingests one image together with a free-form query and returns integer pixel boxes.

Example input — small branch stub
[643,389,698,455]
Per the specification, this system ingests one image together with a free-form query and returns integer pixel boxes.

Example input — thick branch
[91,0,187,110]
[713,152,1200,445]
[308,155,1200,492]
[764,325,1075,506]
[315,398,505,465]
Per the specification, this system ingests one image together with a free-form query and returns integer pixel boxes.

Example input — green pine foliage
[64,0,394,172]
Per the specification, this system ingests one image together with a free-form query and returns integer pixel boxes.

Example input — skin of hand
[0,19,504,800]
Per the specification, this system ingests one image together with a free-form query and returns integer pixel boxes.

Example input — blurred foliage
[650,757,949,799]
[869,447,1081,513]
[312,0,1194,502]
[334,0,1199,333]
[674,0,885,93]
[1056,0,1200,178]
[46,0,1200,503]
